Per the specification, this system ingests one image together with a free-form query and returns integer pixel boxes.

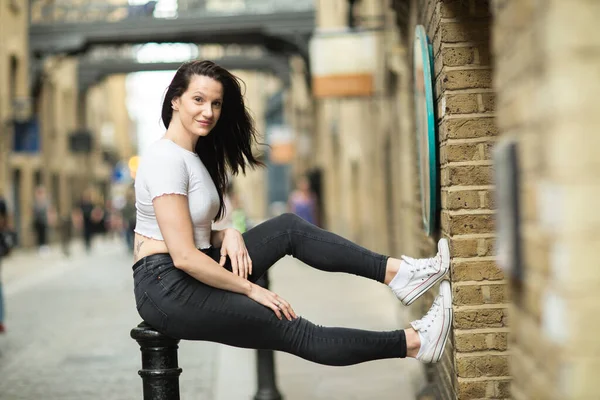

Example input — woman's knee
[274,212,302,229]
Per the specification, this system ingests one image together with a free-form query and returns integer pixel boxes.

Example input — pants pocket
[136,291,169,333]
[157,268,187,294]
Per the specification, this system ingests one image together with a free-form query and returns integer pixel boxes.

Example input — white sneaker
[410,280,452,363]
[389,238,450,306]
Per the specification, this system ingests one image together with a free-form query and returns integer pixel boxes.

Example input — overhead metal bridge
[30,0,315,59]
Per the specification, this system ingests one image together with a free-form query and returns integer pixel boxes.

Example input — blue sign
[112,162,132,184]
[13,118,40,153]
[413,25,439,236]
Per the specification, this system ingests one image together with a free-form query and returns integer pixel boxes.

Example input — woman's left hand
[219,228,252,279]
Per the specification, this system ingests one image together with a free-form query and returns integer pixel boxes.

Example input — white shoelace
[401,254,441,275]
[412,297,441,334]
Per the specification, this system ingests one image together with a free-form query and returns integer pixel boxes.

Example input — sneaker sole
[430,280,452,363]
[402,238,450,306]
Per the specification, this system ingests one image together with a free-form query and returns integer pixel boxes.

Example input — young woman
[132,60,452,366]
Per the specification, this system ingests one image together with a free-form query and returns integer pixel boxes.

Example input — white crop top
[134,138,220,249]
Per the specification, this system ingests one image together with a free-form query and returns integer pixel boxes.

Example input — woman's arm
[153,194,252,295]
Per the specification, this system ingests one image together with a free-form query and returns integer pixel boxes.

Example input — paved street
[0,237,424,400]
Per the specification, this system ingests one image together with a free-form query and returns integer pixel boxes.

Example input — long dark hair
[161,60,264,220]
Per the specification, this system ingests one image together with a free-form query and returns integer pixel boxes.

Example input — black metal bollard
[131,322,183,400]
[254,273,283,400]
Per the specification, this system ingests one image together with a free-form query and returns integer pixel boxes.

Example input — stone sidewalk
[0,238,425,399]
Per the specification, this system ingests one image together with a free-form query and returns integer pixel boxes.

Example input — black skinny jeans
[132,213,407,366]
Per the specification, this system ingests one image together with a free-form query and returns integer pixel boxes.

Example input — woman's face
[173,74,223,137]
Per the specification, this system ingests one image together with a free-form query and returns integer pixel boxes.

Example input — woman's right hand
[248,283,297,321]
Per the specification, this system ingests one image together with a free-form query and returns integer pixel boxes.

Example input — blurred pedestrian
[73,189,101,253]
[59,211,73,257]
[0,195,16,334]
[288,175,319,226]
[32,186,55,255]
[132,60,452,366]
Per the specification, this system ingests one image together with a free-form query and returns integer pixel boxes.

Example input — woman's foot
[406,280,452,363]
[388,238,450,306]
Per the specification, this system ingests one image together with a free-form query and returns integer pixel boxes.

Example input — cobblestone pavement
[0,239,219,400]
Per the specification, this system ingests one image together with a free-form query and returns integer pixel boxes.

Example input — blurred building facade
[0,0,31,203]
[86,73,135,199]
[3,1,133,246]
[492,1,600,399]
[228,70,273,223]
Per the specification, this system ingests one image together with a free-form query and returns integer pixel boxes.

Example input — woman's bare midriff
[134,233,170,264]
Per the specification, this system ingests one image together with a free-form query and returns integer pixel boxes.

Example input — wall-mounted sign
[309,30,377,98]
[413,25,438,236]
[493,138,523,303]
[268,125,295,165]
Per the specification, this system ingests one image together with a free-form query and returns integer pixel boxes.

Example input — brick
[440,22,491,43]
[452,259,504,281]
[510,351,530,392]
[565,357,600,398]
[521,234,550,277]
[451,238,479,258]
[445,94,479,115]
[456,354,510,378]
[442,211,495,235]
[439,43,492,68]
[442,189,482,209]
[450,237,496,258]
[454,283,507,305]
[441,0,492,19]
[493,0,535,31]
[441,164,494,186]
[478,45,491,65]
[546,0,600,53]
[523,278,544,321]
[454,284,484,305]
[459,378,512,399]
[432,27,443,60]
[488,284,508,303]
[566,183,600,233]
[484,188,496,209]
[424,0,440,33]
[481,93,496,112]
[557,238,600,291]
[515,313,547,361]
[496,380,511,397]
[440,117,498,140]
[441,46,476,66]
[455,308,508,329]
[442,142,493,163]
[441,69,493,90]
[538,117,600,178]
[457,380,487,399]
[455,332,508,352]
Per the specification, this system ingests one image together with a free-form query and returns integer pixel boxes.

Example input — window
[9,0,22,14]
